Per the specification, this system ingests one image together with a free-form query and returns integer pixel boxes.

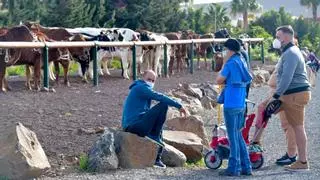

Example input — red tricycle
[204,101,265,169]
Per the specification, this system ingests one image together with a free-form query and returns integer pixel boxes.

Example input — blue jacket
[122,80,182,129]
[221,54,252,108]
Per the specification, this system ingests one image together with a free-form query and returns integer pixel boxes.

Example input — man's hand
[179,107,187,118]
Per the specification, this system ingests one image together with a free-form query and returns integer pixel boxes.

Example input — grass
[184,158,206,168]
[79,153,89,172]
[6,65,25,76]
[5,59,123,77]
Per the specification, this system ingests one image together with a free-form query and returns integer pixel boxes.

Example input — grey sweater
[275,44,310,97]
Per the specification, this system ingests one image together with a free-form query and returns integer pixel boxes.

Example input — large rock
[114,131,157,169]
[162,143,186,167]
[166,115,209,146]
[200,96,214,110]
[253,69,271,86]
[0,122,51,180]
[87,128,119,172]
[163,130,203,162]
[199,83,219,101]
[181,83,203,99]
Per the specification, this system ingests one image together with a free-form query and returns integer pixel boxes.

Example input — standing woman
[216,39,253,176]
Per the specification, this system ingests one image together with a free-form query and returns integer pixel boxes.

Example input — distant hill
[257,0,316,18]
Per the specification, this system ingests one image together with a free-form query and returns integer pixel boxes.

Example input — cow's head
[214,28,230,39]
[109,29,124,42]
[68,34,90,62]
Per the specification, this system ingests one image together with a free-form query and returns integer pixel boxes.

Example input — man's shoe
[219,170,240,176]
[154,160,166,168]
[276,153,296,166]
[284,161,309,171]
[145,135,165,147]
[241,170,253,176]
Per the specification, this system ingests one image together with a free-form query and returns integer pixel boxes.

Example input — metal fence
[0,38,264,88]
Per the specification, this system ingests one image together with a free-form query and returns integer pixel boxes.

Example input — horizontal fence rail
[0,38,264,88]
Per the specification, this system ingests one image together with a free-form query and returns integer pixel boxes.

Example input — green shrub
[79,153,89,171]
[184,158,205,168]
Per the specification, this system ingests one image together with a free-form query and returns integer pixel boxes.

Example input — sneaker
[276,153,296,166]
[241,170,253,176]
[145,135,165,147]
[154,160,166,168]
[284,161,309,171]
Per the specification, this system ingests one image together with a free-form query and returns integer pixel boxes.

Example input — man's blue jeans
[125,102,168,161]
[224,108,252,174]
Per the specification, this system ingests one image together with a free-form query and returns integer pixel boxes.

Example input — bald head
[143,70,156,83]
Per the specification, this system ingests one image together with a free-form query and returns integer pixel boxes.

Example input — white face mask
[146,81,154,88]
[222,50,227,57]
[272,39,282,49]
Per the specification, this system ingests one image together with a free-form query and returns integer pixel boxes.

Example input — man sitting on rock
[122,69,187,168]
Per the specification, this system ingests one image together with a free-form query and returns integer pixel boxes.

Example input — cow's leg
[197,50,201,70]
[33,60,41,91]
[120,51,130,79]
[49,62,56,81]
[204,51,208,70]
[101,58,111,76]
[154,47,161,77]
[25,65,32,90]
[0,65,5,93]
[54,61,60,85]
[3,75,11,91]
[97,50,104,76]
[60,60,70,87]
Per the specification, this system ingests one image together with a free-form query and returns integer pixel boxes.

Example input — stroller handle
[246,99,256,108]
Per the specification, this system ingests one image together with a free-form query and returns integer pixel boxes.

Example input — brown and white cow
[24,21,90,84]
[0,25,42,92]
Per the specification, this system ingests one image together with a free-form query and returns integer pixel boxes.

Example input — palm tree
[231,0,261,31]
[205,3,229,32]
[300,0,320,21]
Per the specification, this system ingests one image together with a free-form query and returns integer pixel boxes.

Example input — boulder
[200,96,214,110]
[162,143,187,167]
[181,83,203,99]
[87,128,119,171]
[253,69,271,85]
[166,115,209,146]
[163,130,203,162]
[0,122,51,180]
[199,83,219,101]
[114,131,158,169]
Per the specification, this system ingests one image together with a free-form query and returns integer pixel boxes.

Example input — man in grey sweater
[271,25,311,171]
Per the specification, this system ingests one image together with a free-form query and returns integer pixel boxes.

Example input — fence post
[261,41,265,64]
[132,44,137,80]
[164,43,168,77]
[189,41,194,74]
[93,43,98,86]
[43,45,49,89]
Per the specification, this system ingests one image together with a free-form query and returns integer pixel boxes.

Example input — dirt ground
[0,63,223,176]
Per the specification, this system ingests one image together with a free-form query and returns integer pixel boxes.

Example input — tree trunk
[243,10,249,32]
[312,4,318,21]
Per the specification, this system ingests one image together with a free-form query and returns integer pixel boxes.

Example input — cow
[213,28,230,72]
[0,25,42,92]
[165,30,192,75]
[25,28,71,88]
[196,33,214,70]
[24,21,90,84]
[68,27,142,80]
[137,30,171,77]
